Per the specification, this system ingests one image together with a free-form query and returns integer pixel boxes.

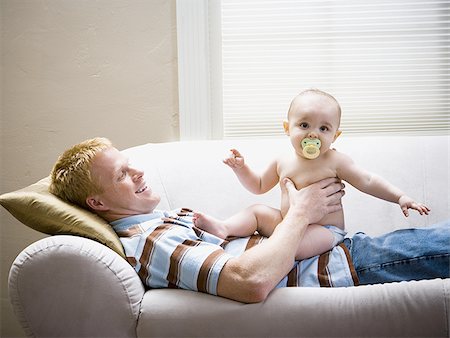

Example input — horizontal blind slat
[221,0,450,138]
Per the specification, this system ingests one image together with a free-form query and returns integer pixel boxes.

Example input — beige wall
[0,0,179,336]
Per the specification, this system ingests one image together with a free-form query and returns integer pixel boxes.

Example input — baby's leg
[295,225,337,260]
[250,204,283,238]
[192,213,230,239]
[194,204,282,239]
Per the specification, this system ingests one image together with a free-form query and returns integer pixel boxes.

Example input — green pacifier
[301,138,321,159]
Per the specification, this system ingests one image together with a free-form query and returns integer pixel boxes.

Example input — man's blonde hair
[49,137,112,209]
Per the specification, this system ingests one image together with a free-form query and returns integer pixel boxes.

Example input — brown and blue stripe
[318,251,331,287]
[167,239,200,287]
[116,224,144,238]
[137,224,174,283]
[197,249,226,293]
[339,243,360,286]
[245,233,265,251]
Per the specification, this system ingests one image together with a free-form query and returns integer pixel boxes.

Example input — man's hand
[283,177,345,225]
[217,177,345,303]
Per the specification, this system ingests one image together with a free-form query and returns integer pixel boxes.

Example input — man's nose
[130,167,144,181]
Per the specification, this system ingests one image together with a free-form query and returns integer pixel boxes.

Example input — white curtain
[221,0,450,138]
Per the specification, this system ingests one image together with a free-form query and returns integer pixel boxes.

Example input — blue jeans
[344,220,450,285]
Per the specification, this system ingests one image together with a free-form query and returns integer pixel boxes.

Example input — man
[50,137,450,303]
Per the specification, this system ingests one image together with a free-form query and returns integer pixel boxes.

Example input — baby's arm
[336,152,430,217]
[223,149,279,194]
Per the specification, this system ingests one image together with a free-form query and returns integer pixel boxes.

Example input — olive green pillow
[0,177,125,257]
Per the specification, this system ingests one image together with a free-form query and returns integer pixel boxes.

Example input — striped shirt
[111,208,359,295]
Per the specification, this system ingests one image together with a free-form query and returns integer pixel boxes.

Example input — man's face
[87,147,161,221]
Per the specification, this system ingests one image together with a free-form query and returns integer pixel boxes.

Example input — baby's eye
[320,126,329,132]
[300,122,309,129]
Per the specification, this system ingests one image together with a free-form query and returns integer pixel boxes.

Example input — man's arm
[216,177,344,303]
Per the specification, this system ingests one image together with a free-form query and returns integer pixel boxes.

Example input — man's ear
[283,120,290,135]
[86,196,108,211]
[334,130,342,141]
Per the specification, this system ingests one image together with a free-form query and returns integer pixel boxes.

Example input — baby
[194,89,430,259]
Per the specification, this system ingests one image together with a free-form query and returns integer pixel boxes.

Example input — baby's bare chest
[278,158,338,189]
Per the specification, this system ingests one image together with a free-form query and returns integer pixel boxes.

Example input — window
[177,0,450,140]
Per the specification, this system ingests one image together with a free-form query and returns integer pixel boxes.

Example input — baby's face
[284,93,341,159]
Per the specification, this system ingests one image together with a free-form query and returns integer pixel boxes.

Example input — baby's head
[287,89,341,122]
[283,89,342,159]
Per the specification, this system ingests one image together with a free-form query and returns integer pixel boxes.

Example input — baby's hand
[398,195,430,217]
[223,148,245,169]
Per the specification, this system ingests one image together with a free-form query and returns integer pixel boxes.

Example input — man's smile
[136,185,148,194]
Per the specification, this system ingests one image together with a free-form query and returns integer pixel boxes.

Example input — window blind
[221,0,450,138]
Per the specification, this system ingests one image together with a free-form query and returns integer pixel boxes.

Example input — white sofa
[4,135,450,337]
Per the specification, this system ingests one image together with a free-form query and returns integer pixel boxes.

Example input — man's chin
[144,200,160,214]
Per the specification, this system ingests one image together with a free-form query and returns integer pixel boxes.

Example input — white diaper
[323,225,347,247]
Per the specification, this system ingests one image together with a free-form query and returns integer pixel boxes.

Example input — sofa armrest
[8,235,145,338]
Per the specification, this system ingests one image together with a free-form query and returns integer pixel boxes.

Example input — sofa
[1,135,449,337]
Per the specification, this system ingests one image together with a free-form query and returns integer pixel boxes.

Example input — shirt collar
[110,211,165,230]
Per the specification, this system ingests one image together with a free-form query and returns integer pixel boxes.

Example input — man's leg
[345,220,450,285]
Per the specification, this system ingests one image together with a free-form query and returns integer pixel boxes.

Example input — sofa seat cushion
[137,279,450,337]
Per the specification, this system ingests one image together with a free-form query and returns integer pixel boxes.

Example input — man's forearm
[216,177,344,303]
[217,209,309,303]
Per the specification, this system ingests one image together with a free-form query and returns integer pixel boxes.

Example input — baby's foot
[193,212,228,239]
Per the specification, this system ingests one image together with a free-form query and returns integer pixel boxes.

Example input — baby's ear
[283,120,290,135]
[334,130,342,141]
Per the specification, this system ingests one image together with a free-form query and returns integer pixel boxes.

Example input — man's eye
[119,171,127,181]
